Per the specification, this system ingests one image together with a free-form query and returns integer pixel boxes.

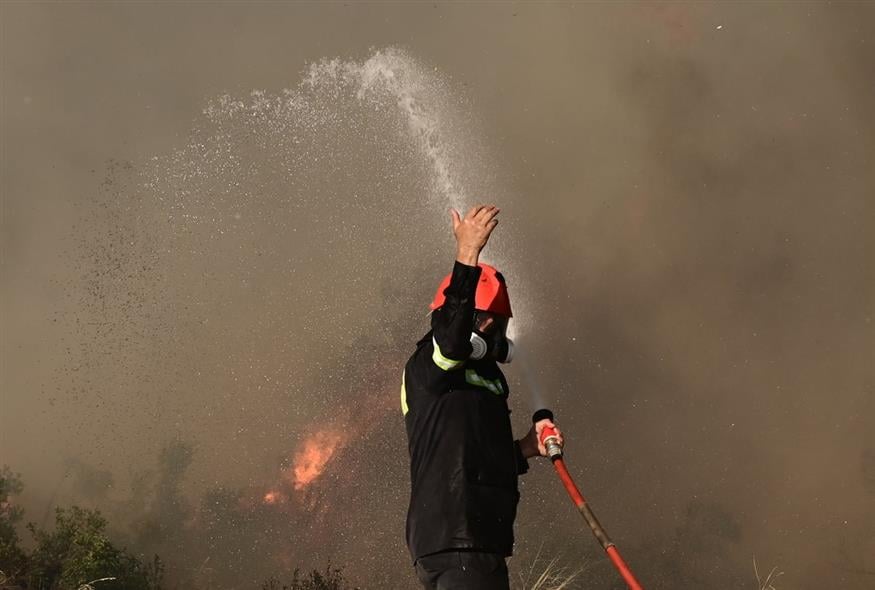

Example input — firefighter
[401,204,563,590]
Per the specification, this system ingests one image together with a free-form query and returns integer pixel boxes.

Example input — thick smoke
[2,3,873,589]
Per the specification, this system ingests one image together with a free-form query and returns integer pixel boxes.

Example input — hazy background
[2,2,873,589]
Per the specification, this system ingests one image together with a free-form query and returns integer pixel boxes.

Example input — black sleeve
[431,261,481,362]
[514,440,530,475]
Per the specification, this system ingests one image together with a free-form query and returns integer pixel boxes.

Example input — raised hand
[450,205,500,266]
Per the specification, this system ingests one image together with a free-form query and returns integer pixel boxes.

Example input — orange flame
[289,429,346,490]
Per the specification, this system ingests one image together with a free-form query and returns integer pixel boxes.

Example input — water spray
[532,409,644,590]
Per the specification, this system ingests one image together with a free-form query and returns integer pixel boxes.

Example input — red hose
[542,426,644,590]
[607,546,643,590]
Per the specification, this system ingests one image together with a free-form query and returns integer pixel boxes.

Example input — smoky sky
[2,2,873,589]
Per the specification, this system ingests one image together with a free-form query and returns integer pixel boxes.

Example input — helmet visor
[473,311,508,337]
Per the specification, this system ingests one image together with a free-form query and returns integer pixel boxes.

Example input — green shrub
[0,466,162,590]
[27,506,162,590]
[0,466,27,583]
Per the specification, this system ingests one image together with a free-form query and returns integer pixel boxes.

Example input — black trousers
[414,551,510,590]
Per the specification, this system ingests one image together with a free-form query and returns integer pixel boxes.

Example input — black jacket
[402,261,528,561]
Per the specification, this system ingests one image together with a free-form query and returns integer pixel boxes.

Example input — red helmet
[430,263,513,317]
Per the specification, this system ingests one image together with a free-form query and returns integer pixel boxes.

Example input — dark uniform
[402,261,529,589]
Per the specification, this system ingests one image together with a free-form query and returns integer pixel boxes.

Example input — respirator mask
[469,310,514,363]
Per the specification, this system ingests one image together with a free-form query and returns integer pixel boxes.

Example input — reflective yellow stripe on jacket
[465,369,505,396]
[401,370,409,416]
[432,337,465,371]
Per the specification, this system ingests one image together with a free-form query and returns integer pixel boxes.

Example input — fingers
[552,426,564,447]
[480,206,500,224]
[466,204,500,223]
[534,420,563,455]
[450,208,461,230]
[473,205,499,223]
[466,205,485,220]
[454,204,500,256]
[534,419,555,435]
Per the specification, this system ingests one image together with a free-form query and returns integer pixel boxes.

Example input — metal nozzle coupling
[542,434,563,459]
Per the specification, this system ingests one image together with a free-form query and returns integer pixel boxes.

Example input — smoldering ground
[2,2,873,589]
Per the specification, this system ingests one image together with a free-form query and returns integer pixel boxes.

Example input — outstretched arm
[431,205,500,363]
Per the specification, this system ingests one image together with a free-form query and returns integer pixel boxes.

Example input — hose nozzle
[533,408,563,460]
[542,430,563,460]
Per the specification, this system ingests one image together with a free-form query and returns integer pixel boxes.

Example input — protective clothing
[403,261,529,563]
[414,551,510,590]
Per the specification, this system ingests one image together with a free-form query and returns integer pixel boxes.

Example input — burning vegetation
[289,430,348,491]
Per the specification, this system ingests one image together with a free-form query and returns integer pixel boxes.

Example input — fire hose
[533,409,644,590]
